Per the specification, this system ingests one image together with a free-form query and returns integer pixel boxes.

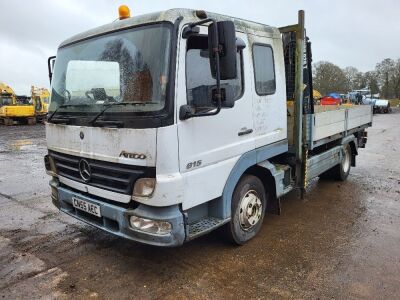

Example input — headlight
[129,216,171,235]
[133,178,156,197]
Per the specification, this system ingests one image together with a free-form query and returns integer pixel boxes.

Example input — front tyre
[226,175,266,245]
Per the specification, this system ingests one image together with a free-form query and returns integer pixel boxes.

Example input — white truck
[44,8,372,246]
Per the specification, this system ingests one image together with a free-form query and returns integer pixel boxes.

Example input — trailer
[44,7,372,246]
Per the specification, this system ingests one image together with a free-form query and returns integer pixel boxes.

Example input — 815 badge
[186,160,202,169]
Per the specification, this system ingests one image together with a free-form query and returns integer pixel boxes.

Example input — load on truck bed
[44,7,372,247]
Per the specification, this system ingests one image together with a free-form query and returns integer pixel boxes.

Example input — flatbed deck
[288,105,373,150]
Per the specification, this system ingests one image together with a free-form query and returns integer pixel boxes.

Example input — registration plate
[72,197,101,217]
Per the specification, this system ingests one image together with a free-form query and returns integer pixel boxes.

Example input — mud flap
[267,193,281,215]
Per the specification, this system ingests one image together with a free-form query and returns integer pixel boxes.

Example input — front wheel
[226,175,266,245]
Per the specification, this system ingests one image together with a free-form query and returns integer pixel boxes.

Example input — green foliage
[313,58,400,98]
[313,61,347,95]
[376,58,400,98]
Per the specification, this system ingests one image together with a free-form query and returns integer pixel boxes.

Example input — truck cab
[45,8,371,246]
[0,82,16,107]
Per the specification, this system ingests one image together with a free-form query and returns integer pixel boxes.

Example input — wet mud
[0,110,399,299]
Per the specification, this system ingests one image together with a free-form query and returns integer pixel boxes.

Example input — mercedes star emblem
[79,159,91,182]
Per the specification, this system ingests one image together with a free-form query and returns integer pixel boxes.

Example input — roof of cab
[59,8,281,48]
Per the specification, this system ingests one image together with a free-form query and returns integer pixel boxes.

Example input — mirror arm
[184,19,222,119]
[189,18,213,27]
[48,56,56,83]
[210,18,222,115]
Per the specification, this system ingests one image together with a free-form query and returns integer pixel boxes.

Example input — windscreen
[49,23,172,117]
[0,96,13,106]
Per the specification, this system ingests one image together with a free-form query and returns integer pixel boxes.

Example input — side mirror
[208,21,237,80]
[47,56,56,83]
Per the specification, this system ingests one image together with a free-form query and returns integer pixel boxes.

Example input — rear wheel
[320,144,351,181]
[226,175,266,245]
[337,143,351,180]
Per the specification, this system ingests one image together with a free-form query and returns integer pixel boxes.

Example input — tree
[376,58,395,98]
[363,71,380,95]
[313,61,348,95]
[353,72,367,90]
[343,66,359,91]
[392,59,400,98]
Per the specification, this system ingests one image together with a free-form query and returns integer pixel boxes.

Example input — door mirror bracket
[48,56,56,83]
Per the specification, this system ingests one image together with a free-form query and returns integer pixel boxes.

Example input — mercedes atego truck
[44,7,372,246]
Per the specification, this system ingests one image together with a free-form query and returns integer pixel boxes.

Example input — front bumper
[50,179,186,247]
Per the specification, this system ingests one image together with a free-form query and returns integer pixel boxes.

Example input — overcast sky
[0,0,399,94]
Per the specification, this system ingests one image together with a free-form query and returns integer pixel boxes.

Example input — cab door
[250,35,287,148]
[176,28,255,209]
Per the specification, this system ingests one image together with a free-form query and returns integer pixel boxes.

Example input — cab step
[187,217,230,240]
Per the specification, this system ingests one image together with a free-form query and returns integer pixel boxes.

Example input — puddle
[9,140,37,151]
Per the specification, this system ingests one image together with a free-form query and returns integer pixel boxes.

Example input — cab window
[253,44,276,95]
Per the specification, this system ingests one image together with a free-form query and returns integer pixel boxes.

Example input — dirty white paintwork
[180,155,240,210]
[133,125,184,207]
[60,9,281,49]
[48,9,373,212]
[175,27,254,209]
[250,34,287,148]
[46,123,156,167]
[47,22,289,210]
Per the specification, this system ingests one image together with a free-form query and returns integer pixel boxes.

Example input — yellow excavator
[31,85,50,122]
[0,82,36,125]
[0,82,15,106]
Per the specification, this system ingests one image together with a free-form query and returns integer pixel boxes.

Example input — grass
[389,99,400,107]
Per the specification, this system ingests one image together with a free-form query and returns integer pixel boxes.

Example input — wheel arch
[244,165,280,215]
[219,140,288,219]
[341,134,358,167]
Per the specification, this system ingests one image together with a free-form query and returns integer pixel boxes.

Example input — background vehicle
[320,92,342,105]
[0,82,16,106]
[45,8,372,247]
[31,85,50,122]
[373,99,391,113]
[0,82,36,125]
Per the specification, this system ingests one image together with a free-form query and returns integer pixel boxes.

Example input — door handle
[238,128,253,136]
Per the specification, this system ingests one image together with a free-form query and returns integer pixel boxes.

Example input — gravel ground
[0,109,399,299]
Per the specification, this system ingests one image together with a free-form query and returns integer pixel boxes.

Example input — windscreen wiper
[88,101,157,125]
[47,104,90,122]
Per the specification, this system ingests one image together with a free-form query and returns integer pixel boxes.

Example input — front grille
[50,150,155,195]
